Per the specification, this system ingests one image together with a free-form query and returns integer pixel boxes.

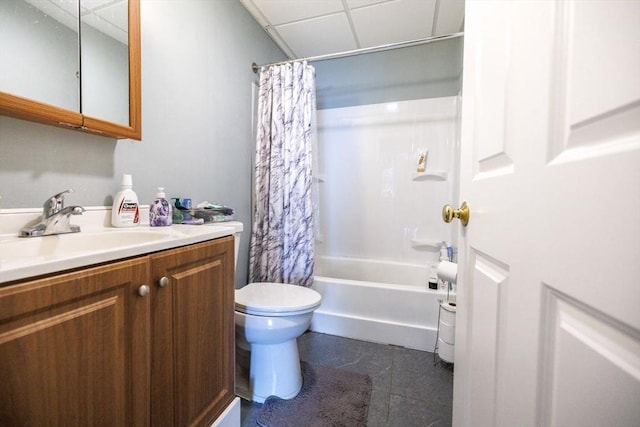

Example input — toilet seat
[235,282,321,317]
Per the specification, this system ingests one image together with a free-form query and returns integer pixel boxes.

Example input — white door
[452,1,640,426]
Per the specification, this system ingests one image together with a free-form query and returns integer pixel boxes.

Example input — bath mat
[257,362,372,427]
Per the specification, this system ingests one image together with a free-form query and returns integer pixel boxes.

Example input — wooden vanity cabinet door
[0,258,150,427]
[150,237,235,427]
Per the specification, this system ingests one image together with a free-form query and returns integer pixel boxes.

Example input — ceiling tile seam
[36,0,77,23]
[270,10,354,28]
[347,0,396,12]
[341,0,361,49]
[431,0,441,36]
[82,0,125,14]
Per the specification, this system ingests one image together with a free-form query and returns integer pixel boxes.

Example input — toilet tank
[233,231,241,271]
[219,221,243,270]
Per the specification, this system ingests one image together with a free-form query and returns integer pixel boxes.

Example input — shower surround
[311,96,460,351]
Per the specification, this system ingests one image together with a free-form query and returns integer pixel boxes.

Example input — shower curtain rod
[251,31,463,73]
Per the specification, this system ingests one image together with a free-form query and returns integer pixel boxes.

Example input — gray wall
[315,37,463,110]
[81,24,129,124]
[0,0,287,287]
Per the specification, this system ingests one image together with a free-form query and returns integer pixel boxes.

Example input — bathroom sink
[0,230,170,259]
[0,221,241,284]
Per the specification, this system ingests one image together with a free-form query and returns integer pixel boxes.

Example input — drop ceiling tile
[48,0,79,17]
[80,0,127,44]
[350,0,437,47]
[253,0,344,25]
[435,0,464,34]
[81,0,114,12]
[346,0,390,9]
[275,13,358,58]
[24,0,78,28]
[92,1,128,31]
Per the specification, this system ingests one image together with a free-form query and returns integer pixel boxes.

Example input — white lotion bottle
[112,174,140,227]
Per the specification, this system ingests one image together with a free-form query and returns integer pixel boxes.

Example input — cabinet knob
[137,285,150,297]
[158,276,169,288]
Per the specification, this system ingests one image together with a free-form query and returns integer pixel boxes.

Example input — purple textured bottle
[149,187,172,227]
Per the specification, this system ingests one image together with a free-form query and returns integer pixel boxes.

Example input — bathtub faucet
[19,189,85,237]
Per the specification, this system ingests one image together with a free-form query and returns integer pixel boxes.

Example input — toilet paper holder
[437,260,458,284]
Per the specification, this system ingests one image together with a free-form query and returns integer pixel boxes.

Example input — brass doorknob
[442,201,470,226]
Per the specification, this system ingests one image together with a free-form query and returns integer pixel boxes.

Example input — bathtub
[310,256,446,351]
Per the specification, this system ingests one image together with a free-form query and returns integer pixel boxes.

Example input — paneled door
[452,1,640,426]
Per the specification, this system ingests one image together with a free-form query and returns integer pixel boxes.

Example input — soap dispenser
[150,187,172,227]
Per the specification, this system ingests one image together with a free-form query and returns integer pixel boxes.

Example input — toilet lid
[235,282,322,316]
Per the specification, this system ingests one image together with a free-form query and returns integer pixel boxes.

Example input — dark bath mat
[257,362,372,427]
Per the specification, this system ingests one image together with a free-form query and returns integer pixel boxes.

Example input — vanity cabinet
[0,236,235,427]
[150,237,235,427]
[0,257,150,426]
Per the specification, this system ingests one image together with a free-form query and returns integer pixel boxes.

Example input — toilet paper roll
[437,261,458,284]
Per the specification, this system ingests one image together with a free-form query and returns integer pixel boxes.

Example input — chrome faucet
[19,189,85,237]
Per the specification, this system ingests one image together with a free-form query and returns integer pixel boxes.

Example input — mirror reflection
[0,0,80,111]
[0,0,129,126]
[81,0,129,125]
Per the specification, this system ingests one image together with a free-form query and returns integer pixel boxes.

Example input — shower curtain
[249,61,316,287]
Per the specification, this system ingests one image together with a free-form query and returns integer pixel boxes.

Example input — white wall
[316,96,459,270]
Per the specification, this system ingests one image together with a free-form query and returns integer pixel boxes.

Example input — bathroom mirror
[0,0,141,140]
[0,0,80,113]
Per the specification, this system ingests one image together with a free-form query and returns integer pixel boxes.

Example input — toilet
[235,282,321,402]
[230,225,322,403]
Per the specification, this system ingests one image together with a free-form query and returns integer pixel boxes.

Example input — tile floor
[240,331,454,427]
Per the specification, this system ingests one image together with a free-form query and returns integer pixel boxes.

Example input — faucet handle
[43,189,74,217]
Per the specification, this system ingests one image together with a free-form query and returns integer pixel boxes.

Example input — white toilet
[230,226,322,403]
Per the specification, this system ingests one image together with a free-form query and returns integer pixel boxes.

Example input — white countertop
[0,206,243,284]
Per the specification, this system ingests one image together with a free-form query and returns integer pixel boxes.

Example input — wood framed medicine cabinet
[0,0,141,140]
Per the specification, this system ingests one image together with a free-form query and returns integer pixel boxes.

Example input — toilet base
[248,339,302,403]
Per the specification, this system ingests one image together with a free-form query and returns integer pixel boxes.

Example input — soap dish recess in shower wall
[411,171,448,181]
[410,238,441,251]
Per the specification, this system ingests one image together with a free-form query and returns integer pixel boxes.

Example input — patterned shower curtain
[249,61,316,287]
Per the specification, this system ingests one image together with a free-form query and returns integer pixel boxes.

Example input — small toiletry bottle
[112,174,140,227]
[439,242,449,262]
[439,242,449,291]
[428,267,438,290]
[171,198,185,224]
[150,187,172,227]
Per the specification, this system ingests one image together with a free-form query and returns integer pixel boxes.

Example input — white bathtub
[310,256,445,351]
